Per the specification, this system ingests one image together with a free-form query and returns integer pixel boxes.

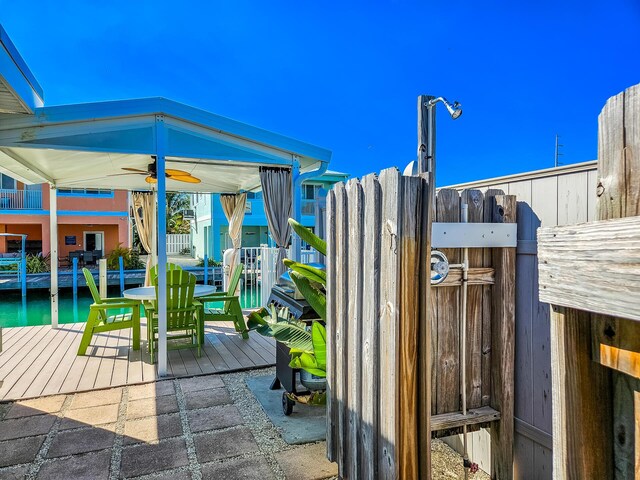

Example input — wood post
[551,307,613,478]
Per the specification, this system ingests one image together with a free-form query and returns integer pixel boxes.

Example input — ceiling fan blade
[145,176,157,184]
[122,168,148,174]
[165,168,190,176]
[169,174,201,184]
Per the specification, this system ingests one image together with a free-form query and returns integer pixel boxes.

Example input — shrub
[196,257,221,267]
[26,252,50,273]
[107,244,145,270]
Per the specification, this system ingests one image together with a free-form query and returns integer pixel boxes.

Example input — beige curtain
[220,193,247,287]
[132,192,156,286]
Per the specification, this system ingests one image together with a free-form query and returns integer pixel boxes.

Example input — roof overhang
[0,25,44,114]
[0,97,332,193]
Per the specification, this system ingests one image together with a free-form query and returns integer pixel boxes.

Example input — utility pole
[554,134,563,167]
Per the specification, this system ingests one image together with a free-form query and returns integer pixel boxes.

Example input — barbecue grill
[268,263,325,410]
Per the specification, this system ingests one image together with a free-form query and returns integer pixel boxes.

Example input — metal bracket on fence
[431,223,517,248]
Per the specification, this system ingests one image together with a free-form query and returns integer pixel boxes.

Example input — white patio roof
[0,97,331,192]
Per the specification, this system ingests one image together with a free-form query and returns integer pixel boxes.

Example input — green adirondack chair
[143,263,184,323]
[149,263,183,282]
[77,268,141,356]
[147,269,202,362]
[198,263,249,339]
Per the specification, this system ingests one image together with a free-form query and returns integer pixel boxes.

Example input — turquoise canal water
[0,286,263,328]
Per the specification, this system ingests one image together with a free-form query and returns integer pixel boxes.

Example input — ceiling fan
[118,157,201,184]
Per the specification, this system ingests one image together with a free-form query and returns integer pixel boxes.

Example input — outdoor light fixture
[425,97,463,120]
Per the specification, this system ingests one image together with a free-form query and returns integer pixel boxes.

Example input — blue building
[191,170,348,261]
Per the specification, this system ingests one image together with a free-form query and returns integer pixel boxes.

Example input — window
[57,188,113,197]
[303,184,319,200]
[0,173,16,190]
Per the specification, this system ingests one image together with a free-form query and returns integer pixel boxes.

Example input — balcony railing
[301,199,315,215]
[0,189,43,209]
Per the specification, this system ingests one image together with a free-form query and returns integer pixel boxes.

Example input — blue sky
[1,1,639,185]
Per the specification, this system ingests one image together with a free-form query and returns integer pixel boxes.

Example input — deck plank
[0,322,274,401]
[21,325,80,398]
[41,323,86,396]
[0,326,62,399]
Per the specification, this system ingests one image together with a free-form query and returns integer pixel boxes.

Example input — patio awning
[0,96,331,377]
[0,97,331,191]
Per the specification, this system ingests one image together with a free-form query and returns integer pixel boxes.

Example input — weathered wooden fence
[326,167,516,479]
[539,82,640,478]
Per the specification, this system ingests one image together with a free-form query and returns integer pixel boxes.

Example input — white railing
[0,189,42,209]
[236,246,319,309]
[166,234,191,255]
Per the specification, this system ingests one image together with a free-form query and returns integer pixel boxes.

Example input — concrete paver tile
[123,413,183,445]
[119,437,189,478]
[47,427,115,458]
[274,442,338,480]
[0,415,56,441]
[0,435,45,467]
[187,404,243,433]
[193,427,258,463]
[201,455,276,479]
[4,395,66,419]
[60,404,119,430]
[128,381,175,401]
[126,395,179,420]
[37,450,112,480]
[184,387,232,410]
[70,388,122,410]
[178,375,224,392]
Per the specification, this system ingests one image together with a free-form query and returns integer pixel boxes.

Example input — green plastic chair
[149,263,183,283]
[198,264,249,339]
[143,262,184,325]
[77,268,141,356]
[147,270,202,362]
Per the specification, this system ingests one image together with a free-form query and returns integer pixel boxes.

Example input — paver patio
[0,368,337,479]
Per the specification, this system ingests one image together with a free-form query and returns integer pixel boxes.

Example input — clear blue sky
[1,1,639,185]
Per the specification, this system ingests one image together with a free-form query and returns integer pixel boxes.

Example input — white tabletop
[123,284,216,300]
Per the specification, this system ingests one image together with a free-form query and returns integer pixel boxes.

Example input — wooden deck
[0,321,275,401]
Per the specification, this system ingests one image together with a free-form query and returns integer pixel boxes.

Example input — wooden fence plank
[435,188,460,414]
[398,175,422,479]
[361,173,381,480]
[551,306,613,479]
[333,182,349,478]
[482,188,504,407]
[491,194,516,479]
[538,216,640,321]
[378,167,402,479]
[325,189,337,462]
[417,173,432,478]
[461,189,485,409]
[346,179,364,480]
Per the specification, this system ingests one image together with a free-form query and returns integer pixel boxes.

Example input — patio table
[123,284,215,300]
[123,284,216,346]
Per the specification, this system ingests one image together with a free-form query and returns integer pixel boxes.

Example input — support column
[291,160,301,262]
[210,193,216,259]
[155,116,168,377]
[49,185,59,328]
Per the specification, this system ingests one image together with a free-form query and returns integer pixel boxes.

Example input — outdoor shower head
[426,97,463,120]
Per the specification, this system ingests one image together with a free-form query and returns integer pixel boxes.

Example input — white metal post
[291,160,301,262]
[99,258,108,298]
[155,116,169,376]
[49,185,59,328]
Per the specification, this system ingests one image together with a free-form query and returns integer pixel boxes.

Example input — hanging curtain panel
[259,167,292,277]
[220,192,247,288]
[132,191,155,286]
